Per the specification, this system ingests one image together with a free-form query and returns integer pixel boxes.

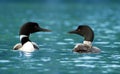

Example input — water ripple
[0,60,10,63]
[75,64,95,68]
[56,42,67,45]
[41,57,51,62]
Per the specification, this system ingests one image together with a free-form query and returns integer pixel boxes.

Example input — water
[0,2,120,74]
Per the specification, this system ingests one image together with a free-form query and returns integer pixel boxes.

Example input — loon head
[68,25,94,42]
[20,22,51,36]
[19,22,51,45]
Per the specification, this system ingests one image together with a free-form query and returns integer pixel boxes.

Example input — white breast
[13,41,39,52]
[19,41,35,52]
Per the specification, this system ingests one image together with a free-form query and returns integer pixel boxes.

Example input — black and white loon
[13,22,51,52]
[68,25,101,53]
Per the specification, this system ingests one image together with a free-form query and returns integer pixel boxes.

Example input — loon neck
[20,35,28,41]
[84,33,94,42]
[20,35,30,45]
[83,41,92,46]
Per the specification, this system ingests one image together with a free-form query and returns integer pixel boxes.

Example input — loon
[68,25,101,53]
[13,22,51,52]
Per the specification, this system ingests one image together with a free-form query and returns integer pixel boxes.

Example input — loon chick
[13,22,51,52]
[68,25,101,53]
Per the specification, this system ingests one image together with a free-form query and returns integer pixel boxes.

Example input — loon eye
[34,25,38,28]
[77,29,80,31]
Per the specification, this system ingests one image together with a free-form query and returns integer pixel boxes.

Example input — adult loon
[13,22,51,52]
[68,25,101,53]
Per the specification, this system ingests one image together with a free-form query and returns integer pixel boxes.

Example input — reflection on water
[0,3,120,74]
[20,52,33,57]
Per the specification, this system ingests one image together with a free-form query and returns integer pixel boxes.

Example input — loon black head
[20,22,51,36]
[19,22,51,45]
[68,25,94,42]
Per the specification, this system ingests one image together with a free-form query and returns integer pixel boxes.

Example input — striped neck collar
[83,41,92,46]
[20,35,28,41]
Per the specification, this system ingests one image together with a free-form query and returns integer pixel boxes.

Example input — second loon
[68,25,101,53]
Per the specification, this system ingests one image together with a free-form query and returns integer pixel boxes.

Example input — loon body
[69,25,101,53]
[13,22,51,52]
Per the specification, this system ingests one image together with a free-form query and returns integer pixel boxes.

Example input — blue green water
[0,3,120,74]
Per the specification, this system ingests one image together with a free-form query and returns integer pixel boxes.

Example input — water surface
[0,3,120,74]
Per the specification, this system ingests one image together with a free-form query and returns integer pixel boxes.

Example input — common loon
[68,25,101,53]
[13,22,51,52]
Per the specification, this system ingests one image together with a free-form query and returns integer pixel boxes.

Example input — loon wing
[91,46,101,53]
[13,43,22,50]
[32,42,39,49]
[73,43,91,53]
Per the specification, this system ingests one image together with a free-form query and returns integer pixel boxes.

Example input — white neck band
[83,41,92,46]
[20,35,28,41]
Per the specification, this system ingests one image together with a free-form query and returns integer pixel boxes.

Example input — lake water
[0,3,120,74]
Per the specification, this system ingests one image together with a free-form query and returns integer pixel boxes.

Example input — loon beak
[39,27,51,32]
[68,30,78,34]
